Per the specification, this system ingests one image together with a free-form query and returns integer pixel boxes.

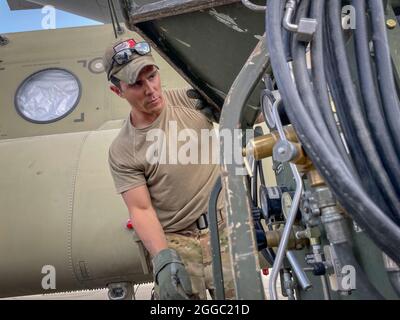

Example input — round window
[15,68,81,123]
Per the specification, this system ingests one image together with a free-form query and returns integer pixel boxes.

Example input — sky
[0,1,102,34]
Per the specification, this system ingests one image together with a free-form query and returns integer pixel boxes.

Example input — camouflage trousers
[154,221,236,300]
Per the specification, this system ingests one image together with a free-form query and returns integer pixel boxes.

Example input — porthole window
[15,68,81,123]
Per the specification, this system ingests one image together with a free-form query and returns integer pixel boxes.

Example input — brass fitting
[244,126,297,159]
[386,19,397,30]
[296,226,321,246]
[243,125,313,171]
[265,226,308,250]
[291,142,313,171]
[309,237,321,246]
[307,169,325,187]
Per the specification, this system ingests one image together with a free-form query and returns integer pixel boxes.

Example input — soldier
[103,37,234,300]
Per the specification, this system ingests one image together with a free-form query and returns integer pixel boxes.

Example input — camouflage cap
[103,37,158,84]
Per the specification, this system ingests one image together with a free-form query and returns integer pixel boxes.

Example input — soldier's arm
[122,185,168,257]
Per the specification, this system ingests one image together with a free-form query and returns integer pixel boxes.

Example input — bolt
[296,230,307,239]
[277,147,287,155]
[386,19,397,30]
[273,140,298,163]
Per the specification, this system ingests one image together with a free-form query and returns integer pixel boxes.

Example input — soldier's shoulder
[109,119,132,154]
[164,87,195,107]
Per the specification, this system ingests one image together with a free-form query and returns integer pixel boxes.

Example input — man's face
[119,65,165,117]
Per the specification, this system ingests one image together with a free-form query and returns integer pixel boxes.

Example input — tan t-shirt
[108,88,220,233]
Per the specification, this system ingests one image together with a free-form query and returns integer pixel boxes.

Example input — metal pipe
[311,243,332,300]
[108,0,118,39]
[286,251,312,291]
[320,275,332,300]
[283,0,299,32]
[268,99,304,300]
[241,0,266,11]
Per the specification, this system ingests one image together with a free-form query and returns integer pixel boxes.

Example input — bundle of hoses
[265,0,400,267]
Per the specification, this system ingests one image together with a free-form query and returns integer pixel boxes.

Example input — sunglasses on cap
[113,41,151,65]
[107,40,151,80]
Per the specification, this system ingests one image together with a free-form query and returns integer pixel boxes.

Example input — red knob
[126,219,133,230]
[262,268,269,276]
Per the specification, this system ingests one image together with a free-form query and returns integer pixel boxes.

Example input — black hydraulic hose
[333,242,384,300]
[309,0,351,165]
[291,0,353,179]
[327,0,400,224]
[367,0,400,156]
[282,25,293,62]
[352,0,400,198]
[266,0,400,264]
[325,3,400,222]
[322,18,365,182]
[306,11,400,300]
[322,9,394,218]
[291,0,323,126]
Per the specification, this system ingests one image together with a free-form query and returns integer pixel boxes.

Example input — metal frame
[268,98,304,300]
[219,36,269,299]
[208,177,225,300]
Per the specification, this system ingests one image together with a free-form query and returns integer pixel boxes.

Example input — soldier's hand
[186,88,221,123]
[152,248,193,300]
